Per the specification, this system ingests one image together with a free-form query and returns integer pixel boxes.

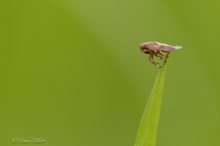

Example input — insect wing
[160,45,176,51]
[174,46,182,50]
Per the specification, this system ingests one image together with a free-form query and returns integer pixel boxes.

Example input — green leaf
[134,62,167,146]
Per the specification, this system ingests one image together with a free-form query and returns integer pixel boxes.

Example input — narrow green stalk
[134,61,167,146]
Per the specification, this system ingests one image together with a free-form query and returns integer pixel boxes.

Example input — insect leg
[149,54,161,68]
[157,51,165,60]
[165,52,170,62]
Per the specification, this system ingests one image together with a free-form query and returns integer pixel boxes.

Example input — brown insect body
[140,42,176,53]
[139,41,181,68]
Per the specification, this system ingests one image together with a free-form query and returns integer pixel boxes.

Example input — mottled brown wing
[159,45,176,52]
[147,42,161,51]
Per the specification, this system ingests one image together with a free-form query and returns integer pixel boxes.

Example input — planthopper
[139,41,182,68]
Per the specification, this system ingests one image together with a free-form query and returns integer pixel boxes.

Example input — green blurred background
[0,0,220,146]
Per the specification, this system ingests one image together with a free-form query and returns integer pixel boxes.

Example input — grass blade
[134,62,167,146]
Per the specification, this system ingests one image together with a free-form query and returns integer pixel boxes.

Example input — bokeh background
[1,0,220,146]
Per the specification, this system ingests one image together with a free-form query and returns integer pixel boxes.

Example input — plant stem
[134,61,167,146]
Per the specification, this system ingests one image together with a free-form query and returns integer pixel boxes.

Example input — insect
[139,41,182,68]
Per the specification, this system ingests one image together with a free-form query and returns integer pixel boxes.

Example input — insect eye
[141,48,150,54]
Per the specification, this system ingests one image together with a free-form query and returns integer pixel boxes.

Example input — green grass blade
[134,62,167,146]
